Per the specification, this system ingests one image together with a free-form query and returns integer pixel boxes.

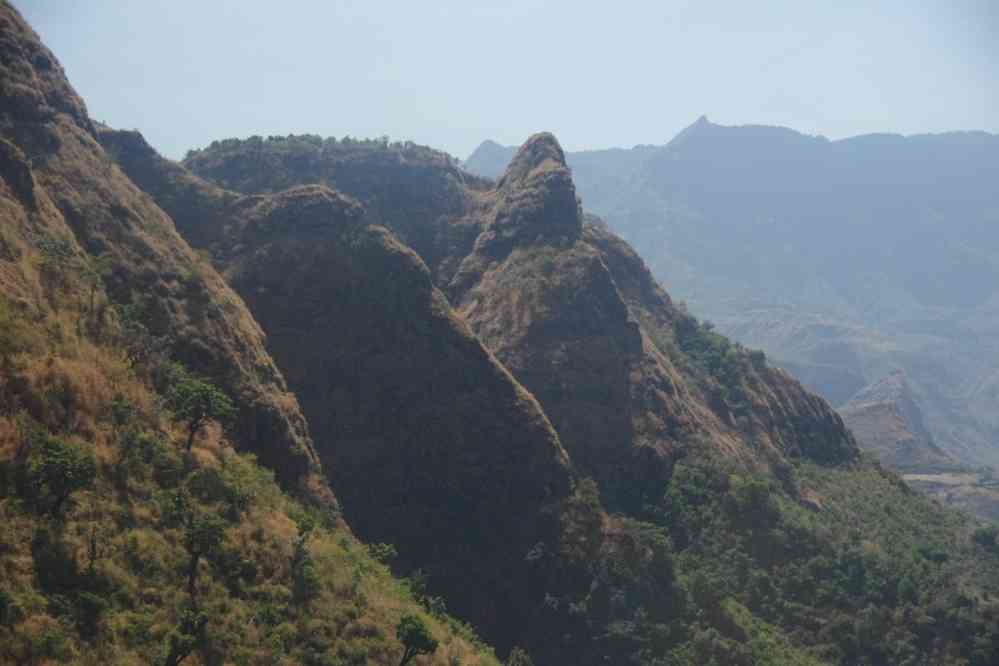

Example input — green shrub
[0,590,21,626]
[22,434,96,515]
[368,542,397,564]
[396,613,438,666]
[165,364,236,450]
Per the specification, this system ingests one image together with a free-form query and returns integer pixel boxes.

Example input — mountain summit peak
[486,133,581,246]
[498,131,568,188]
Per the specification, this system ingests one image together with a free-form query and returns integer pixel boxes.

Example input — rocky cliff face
[0,1,332,505]
[178,128,860,508]
[101,127,582,650]
[207,184,577,645]
[451,134,857,508]
[466,121,999,480]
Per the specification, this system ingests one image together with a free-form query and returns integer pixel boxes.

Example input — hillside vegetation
[170,131,999,663]
[4,2,999,664]
[0,3,499,664]
[464,120,999,523]
[0,290,499,665]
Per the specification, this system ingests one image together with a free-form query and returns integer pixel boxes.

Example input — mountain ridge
[5,3,999,663]
[464,118,999,484]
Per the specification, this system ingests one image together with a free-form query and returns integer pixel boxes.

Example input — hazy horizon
[17,0,999,161]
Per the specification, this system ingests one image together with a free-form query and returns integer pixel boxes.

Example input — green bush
[396,613,438,666]
[22,434,96,515]
[165,364,236,450]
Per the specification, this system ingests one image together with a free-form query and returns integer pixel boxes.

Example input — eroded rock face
[0,1,332,506]
[450,133,858,507]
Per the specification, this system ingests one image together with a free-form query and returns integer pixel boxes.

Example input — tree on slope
[396,613,438,666]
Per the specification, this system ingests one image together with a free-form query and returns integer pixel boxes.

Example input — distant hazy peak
[842,369,935,449]
[476,139,506,150]
[466,138,512,158]
[843,369,910,408]
[465,140,520,180]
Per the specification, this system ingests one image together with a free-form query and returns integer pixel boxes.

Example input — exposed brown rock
[449,134,858,507]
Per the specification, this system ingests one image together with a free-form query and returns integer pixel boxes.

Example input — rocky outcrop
[449,134,857,509]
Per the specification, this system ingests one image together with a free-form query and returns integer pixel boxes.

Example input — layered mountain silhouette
[466,119,999,481]
[4,2,999,664]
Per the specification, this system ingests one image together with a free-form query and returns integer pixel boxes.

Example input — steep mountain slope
[465,120,999,478]
[0,2,331,504]
[449,134,857,508]
[99,127,581,653]
[0,3,506,665]
[179,129,999,664]
[16,2,999,663]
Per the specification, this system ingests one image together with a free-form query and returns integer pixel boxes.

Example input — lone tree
[167,367,236,451]
[164,491,227,602]
[396,614,438,666]
[26,435,96,515]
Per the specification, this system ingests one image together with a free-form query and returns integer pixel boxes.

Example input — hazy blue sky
[17,0,998,160]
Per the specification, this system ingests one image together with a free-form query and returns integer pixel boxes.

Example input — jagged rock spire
[498,131,568,188]
[490,132,581,244]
